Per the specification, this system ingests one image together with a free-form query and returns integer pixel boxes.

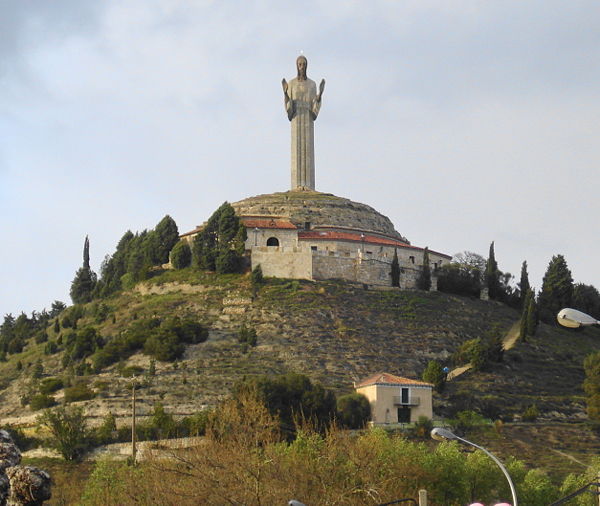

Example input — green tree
[422,360,446,392]
[150,403,176,439]
[38,405,90,461]
[538,254,574,323]
[336,393,370,429]
[192,203,245,273]
[583,351,600,422]
[390,248,400,287]
[95,412,117,445]
[251,264,264,296]
[526,290,538,337]
[417,247,431,291]
[572,283,600,320]
[154,215,179,264]
[170,240,192,269]
[236,373,336,435]
[70,236,97,304]
[32,358,44,379]
[518,261,531,308]
[49,300,67,318]
[485,241,500,299]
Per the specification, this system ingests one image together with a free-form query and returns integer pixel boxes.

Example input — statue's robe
[286,77,321,190]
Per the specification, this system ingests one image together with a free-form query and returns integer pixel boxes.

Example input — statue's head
[296,55,307,80]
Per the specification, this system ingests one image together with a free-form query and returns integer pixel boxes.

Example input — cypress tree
[518,260,530,308]
[70,236,97,304]
[155,215,180,264]
[485,241,500,300]
[417,247,431,291]
[390,248,400,287]
[170,240,192,269]
[526,291,538,337]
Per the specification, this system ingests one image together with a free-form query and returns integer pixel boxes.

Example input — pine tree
[485,241,500,300]
[538,254,574,323]
[70,236,97,304]
[390,248,400,287]
[417,247,431,291]
[518,260,530,308]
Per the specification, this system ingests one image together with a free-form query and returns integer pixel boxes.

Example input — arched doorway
[266,237,280,247]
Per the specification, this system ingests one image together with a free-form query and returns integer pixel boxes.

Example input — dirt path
[447,320,520,381]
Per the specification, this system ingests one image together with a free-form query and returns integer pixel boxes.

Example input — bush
[64,383,96,403]
[336,393,371,429]
[522,404,539,422]
[29,393,56,411]
[120,365,144,377]
[44,341,58,355]
[449,410,489,435]
[413,415,433,438]
[38,405,91,461]
[39,377,64,395]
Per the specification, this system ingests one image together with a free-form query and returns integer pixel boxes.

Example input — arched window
[266,237,279,247]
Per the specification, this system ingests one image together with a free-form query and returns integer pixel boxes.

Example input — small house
[355,372,433,425]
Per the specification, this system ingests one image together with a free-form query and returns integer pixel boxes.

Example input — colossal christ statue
[282,55,325,191]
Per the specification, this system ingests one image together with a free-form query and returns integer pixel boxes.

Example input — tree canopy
[538,254,573,323]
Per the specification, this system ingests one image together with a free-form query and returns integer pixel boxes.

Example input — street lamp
[557,308,600,328]
[431,428,518,506]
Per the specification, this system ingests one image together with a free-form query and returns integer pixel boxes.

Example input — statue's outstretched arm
[317,79,326,101]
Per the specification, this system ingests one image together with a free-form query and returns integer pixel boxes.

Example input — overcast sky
[1,0,599,317]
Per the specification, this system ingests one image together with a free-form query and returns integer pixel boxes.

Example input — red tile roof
[180,225,204,238]
[298,230,450,258]
[241,218,297,230]
[355,372,433,388]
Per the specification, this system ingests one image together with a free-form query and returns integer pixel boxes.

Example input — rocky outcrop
[0,431,50,506]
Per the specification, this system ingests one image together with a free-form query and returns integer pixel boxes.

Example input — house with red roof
[355,372,433,425]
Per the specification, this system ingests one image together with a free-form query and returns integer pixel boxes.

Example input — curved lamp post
[431,428,518,506]
[557,308,600,328]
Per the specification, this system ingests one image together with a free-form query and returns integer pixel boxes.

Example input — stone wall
[251,247,312,279]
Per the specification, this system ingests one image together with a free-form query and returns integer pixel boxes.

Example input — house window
[311,246,317,251]
[409,256,415,264]
[304,222,311,230]
[401,387,409,404]
[266,237,279,247]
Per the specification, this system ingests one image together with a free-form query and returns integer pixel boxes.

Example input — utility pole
[131,378,137,464]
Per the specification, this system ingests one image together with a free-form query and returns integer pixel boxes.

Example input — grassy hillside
[1,269,600,476]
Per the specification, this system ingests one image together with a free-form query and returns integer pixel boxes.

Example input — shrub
[44,341,58,355]
[29,393,56,411]
[38,405,91,461]
[522,404,539,422]
[64,382,96,403]
[120,365,144,378]
[449,410,489,435]
[39,377,64,395]
[413,415,433,438]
